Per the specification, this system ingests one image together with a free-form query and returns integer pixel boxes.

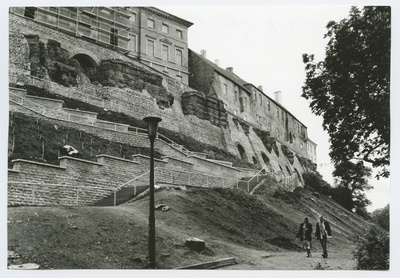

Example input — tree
[353,226,389,270]
[302,6,390,180]
[371,204,390,231]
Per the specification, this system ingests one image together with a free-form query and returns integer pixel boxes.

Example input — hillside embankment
[7,182,371,270]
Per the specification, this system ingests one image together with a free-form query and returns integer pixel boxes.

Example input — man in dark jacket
[315,215,332,258]
[297,217,313,257]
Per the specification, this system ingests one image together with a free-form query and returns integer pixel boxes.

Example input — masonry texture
[8,7,317,206]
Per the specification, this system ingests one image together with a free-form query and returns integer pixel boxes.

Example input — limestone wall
[9,13,311,186]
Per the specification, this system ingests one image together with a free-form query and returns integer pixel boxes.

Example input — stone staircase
[8,84,300,206]
[92,185,149,206]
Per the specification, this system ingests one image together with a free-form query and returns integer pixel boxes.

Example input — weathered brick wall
[224,114,306,179]
[9,14,230,149]
[9,101,189,162]
[9,13,309,190]
[8,153,241,206]
[188,155,242,179]
[8,181,111,206]
[25,95,64,109]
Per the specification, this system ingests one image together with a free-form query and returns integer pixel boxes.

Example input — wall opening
[72,54,98,82]
[285,165,292,175]
[237,144,247,161]
[279,165,285,176]
[261,152,271,166]
[252,156,258,165]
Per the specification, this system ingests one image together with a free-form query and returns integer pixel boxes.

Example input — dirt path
[215,243,356,270]
[224,250,355,270]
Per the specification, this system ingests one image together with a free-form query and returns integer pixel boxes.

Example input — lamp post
[143,116,162,269]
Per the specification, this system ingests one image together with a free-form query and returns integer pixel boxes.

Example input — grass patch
[21,84,257,169]
[8,112,161,166]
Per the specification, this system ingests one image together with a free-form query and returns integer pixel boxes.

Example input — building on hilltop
[9,6,193,85]
[307,138,317,164]
[9,5,317,188]
[188,49,317,163]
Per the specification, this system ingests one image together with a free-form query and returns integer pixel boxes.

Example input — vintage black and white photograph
[3,0,396,275]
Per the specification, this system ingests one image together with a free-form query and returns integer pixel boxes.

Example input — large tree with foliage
[302,6,390,211]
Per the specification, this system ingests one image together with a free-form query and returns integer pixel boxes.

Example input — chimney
[273,91,282,104]
[200,49,207,58]
[215,59,219,66]
[258,85,263,92]
[226,67,233,73]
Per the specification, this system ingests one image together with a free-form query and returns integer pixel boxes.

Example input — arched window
[261,152,271,166]
[252,156,258,165]
[237,144,247,161]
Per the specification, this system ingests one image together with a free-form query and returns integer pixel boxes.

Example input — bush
[302,172,331,195]
[353,226,389,270]
[371,204,389,231]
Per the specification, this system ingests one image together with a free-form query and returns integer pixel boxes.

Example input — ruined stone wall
[9,13,310,183]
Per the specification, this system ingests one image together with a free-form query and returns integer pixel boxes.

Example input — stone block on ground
[185,237,206,252]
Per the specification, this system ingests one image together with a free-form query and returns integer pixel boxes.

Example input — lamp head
[143,117,162,140]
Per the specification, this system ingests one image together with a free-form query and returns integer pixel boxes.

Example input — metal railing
[111,167,243,206]
[9,74,207,158]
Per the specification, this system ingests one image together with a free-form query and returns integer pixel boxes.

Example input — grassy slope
[8,184,372,270]
[20,84,258,169]
[9,112,161,166]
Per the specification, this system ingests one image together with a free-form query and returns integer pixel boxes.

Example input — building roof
[190,49,307,128]
[143,7,194,27]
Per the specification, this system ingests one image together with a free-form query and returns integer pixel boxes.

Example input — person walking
[315,215,332,258]
[296,217,313,257]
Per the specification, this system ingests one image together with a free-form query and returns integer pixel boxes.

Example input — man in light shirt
[315,215,332,258]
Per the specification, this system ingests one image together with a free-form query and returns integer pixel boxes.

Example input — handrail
[246,166,267,185]
[9,74,198,158]
[113,169,152,192]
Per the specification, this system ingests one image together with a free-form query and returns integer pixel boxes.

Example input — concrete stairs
[237,176,268,193]
[92,185,149,206]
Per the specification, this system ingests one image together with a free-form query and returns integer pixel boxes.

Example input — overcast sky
[159,4,391,212]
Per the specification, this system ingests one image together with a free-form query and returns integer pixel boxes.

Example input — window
[234,86,238,100]
[244,97,247,107]
[24,7,36,19]
[256,115,261,124]
[223,84,228,94]
[267,100,271,111]
[162,24,169,33]
[276,107,279,118]
[259,93,262,105]
[176,49,183,66]
[223,103,227,110]
[110,28,118,46]
[147,18,154,28]
[128,34,137,52]
[147,39,155,56]
[162,44,169,61]
[234,109,237,116]
[244,115,247,121]
[177,29,183,39]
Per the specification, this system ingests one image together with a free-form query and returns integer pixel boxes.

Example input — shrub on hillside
[371,204,390,231]
[302,172,331,195]
[353,226,389,270]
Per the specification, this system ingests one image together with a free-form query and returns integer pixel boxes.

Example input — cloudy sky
[159,4,392,212]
